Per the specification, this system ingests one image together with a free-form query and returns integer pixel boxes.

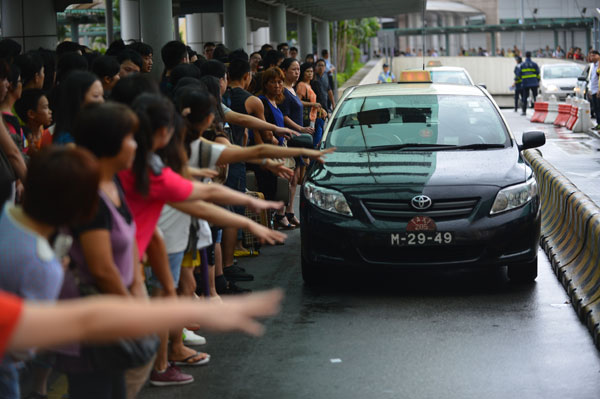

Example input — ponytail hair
[130,93,176,196]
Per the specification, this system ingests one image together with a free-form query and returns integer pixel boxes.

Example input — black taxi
[300,71,545,285]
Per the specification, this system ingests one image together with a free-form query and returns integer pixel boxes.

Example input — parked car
[539,63,584,100]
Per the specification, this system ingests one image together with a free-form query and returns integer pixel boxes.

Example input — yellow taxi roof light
[427,60,443,67]
[399,70,432,83]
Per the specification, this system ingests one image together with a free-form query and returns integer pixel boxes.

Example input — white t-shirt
[157,140,227,254]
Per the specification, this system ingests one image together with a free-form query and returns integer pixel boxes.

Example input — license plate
[390,231,454,246]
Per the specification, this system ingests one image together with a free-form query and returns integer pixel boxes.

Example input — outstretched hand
[200,289,284,336]
[264,161,294,179]
[247,221,287,245]
[305,147,336,164]
[247,197,284,213]
[188,167,219,179]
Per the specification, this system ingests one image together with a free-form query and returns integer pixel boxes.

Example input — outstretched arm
[8,289,284,351]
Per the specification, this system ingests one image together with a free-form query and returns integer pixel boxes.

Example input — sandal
[285,213,300,227]
[171,351,210,366]
[273,214,295,230]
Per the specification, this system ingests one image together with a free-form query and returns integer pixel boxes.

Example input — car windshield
[428,70,471,85]
[326,94,510,151]
[543,65,583,79]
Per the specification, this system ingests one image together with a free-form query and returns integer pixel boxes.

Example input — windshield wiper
[437,143,506,151]
[362,143,455,152]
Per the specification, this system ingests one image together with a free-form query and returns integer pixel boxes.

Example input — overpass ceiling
[173,0,426,21]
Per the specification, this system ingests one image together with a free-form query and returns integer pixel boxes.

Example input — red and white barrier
[571,100,593,133]
[566,100,579,130]
[544,96,559,124]
[531,101,548,123]
[554,104,572,127]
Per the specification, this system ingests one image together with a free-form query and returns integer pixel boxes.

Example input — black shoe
[521,112,526,116]
[223,265,254,282]
[219,280,252,295]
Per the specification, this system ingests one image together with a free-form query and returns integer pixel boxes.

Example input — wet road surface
[137,110,600,399]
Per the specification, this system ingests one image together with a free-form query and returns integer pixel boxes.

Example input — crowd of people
[392,44,594,60]
[0,36,338,399]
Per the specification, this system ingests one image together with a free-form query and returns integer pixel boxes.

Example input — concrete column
[429,15,439,52]
[455,14,468,54]
[297,14,313,59]
[203,14,224,44]
[246,19,254,53]
[186,13,223,53]
[407,13,415,52]
[268,4,287,45]
[140,0,174,79]
[70,21,79,43]
[223,0,247,51]
[446,14,457,56]
[317,20,330,56]
[186,14,203,52]
[120,0,140,42]
[252,27,270,51]
[411,13,423,54]
[1,0,57,52]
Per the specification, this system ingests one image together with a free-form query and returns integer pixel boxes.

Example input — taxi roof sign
[399,70,432,83]
[427,60,443,67]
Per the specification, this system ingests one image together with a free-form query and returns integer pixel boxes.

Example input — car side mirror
[477,83,487,89]
[519,130,546,151]
[578,76,587,81]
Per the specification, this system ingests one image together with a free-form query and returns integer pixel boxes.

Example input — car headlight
[303,182,353,217]
[543,84,559,92]
[490,178,537,215]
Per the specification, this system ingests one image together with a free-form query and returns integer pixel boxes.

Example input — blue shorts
[147,251,185,291]
[0,363,20,399]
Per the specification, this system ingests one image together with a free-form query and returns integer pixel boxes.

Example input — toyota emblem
[411,195,432,210]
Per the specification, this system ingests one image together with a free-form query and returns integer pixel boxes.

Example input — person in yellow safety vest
[518,51,540,115]
[377,63,395,83]
[511,56,523,112]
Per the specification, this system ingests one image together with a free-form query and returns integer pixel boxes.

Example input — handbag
[72,271,159,371]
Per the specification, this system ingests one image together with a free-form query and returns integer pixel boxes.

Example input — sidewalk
[502,109,600,204]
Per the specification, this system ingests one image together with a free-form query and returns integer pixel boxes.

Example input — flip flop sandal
[172,352,211,366]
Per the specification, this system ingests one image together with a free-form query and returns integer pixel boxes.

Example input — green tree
[334,17,380,85]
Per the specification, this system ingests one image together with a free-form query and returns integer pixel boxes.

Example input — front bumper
[300,196,540,271]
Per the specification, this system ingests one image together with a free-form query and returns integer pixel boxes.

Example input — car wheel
[301,255,320,286]
[507,257,538,283]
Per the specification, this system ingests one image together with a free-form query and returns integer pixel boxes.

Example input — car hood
[310,148,527,191]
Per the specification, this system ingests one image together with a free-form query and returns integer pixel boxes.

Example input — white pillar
[316,20,330,56]
[2,0,57,51]
[429,15,439,51]
[253,27,270,52]
[120,0,140,42]
[203,14,223,45]
[297,14,312,59]
[455,14,468,54]
[223,0,246,51]
[268,4,286,45]
[185,14,202,53]
[140,0,174,79]
[446,14,457,56]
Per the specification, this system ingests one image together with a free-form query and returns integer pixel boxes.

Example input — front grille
[560,86,574,91]
[360,245,483,264]
[362,198,479,221]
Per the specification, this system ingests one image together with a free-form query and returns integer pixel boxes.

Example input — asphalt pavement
[134,109,600,399]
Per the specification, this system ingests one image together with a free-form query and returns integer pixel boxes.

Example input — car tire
[301,255,320,287]
[507,257,538,283]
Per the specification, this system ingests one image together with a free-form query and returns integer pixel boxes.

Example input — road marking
[330,358,342,363]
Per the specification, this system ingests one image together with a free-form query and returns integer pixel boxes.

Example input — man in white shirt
[589,50,600,129]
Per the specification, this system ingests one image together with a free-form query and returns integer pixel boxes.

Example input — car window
[327,95,509,150]
[543,65,583,79]
[429,71,471,85]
